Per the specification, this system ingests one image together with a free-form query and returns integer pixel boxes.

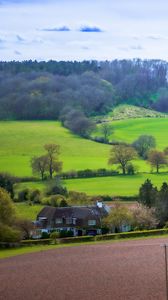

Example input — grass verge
[1,233,168,260]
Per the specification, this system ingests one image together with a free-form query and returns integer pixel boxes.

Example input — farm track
[0,238,168,300]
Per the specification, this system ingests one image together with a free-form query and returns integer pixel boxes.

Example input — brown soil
[0,238,168,300]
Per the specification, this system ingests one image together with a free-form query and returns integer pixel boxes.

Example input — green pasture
[15,173,168,197]
[1,118,168,177]
[96,117,168,150]
[65,173,168,196]
[14,181,47,194]
[0,121,109,176]
[15,203,44,220]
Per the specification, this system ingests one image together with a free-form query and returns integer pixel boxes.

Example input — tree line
[1,59,168,124]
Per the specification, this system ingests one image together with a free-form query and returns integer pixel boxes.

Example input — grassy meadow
[15,173,168,197]
[0,121,109,176]
[2,116,168,198]
[95,117,168,150]
[1,118,168,177]
[15,203,44,220]
[65,173,168,196]
[110,118,168,149]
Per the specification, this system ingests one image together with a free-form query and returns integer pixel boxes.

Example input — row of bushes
[20,238,52,246]
[61,168,119,179]
[2,228,168,248]
[7,228,168,248]
[15,169,118,182]
[0,239,52,249]
[95,228,168,241]
[60,229,168,243]
[90,136,130,146]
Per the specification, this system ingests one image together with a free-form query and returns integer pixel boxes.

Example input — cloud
[81,46,89,50]
[146,35,167,40]
[130,45,143,50]
[14,50,21,55]
[79,26,103,33]
[41,26,70,32]
[16,35,25,42]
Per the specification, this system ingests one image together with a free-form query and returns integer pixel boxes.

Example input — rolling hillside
[95,116,168,150]
[0,121,109,176]
[1,116,168,177]
[94,104,167,122]
[2,114,168,197]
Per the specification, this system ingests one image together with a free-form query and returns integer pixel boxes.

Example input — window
[72,218,76,225]
[88,220,96,226]
[66,218,72,225]
[55,218,62,224]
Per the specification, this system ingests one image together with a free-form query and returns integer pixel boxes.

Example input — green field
[1,118,168,177]
[0,121,109,176]
[65,173,168,196]
[95,117,168,150]
[15,203,44,220]
[94,117,168,172]
[2,118,168,197]
[111,118,168,149]
[15,172,168,197]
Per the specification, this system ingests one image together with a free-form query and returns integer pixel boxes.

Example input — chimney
[96,201,103,208]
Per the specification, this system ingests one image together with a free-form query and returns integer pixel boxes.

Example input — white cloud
[130,45,143,50]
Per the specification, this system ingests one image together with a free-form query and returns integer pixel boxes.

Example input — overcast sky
[1,0,168,61]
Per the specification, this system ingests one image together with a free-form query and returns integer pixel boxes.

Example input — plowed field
[0,238,168,300]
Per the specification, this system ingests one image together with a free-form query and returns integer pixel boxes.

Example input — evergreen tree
[0,173,15,199]
[155,182,168,226]
[138,179,157,208]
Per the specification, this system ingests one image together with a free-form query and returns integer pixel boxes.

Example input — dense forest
[1,59,168,121]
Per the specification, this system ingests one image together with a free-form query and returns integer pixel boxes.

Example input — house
[35,201,110,237]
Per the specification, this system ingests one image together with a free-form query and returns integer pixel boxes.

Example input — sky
[1,0,168,61]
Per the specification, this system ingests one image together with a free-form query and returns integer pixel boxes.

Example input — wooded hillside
[0,59,168,120]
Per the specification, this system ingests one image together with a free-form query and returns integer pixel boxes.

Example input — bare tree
[108,145,137,175]
[15,219,34,239]
[148,150,167,173]
[31,155,48,180]
[101,123,113,143]
[44,144,62,179]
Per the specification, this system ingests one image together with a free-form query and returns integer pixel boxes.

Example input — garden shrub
[18,188,30,202]
[46,183,68,197]
[59,230,73,238]
[50,231,60,244]
[21,239,52,246]
[30,189,41,204]
[41,232,50,239]
[0,223,21,243]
